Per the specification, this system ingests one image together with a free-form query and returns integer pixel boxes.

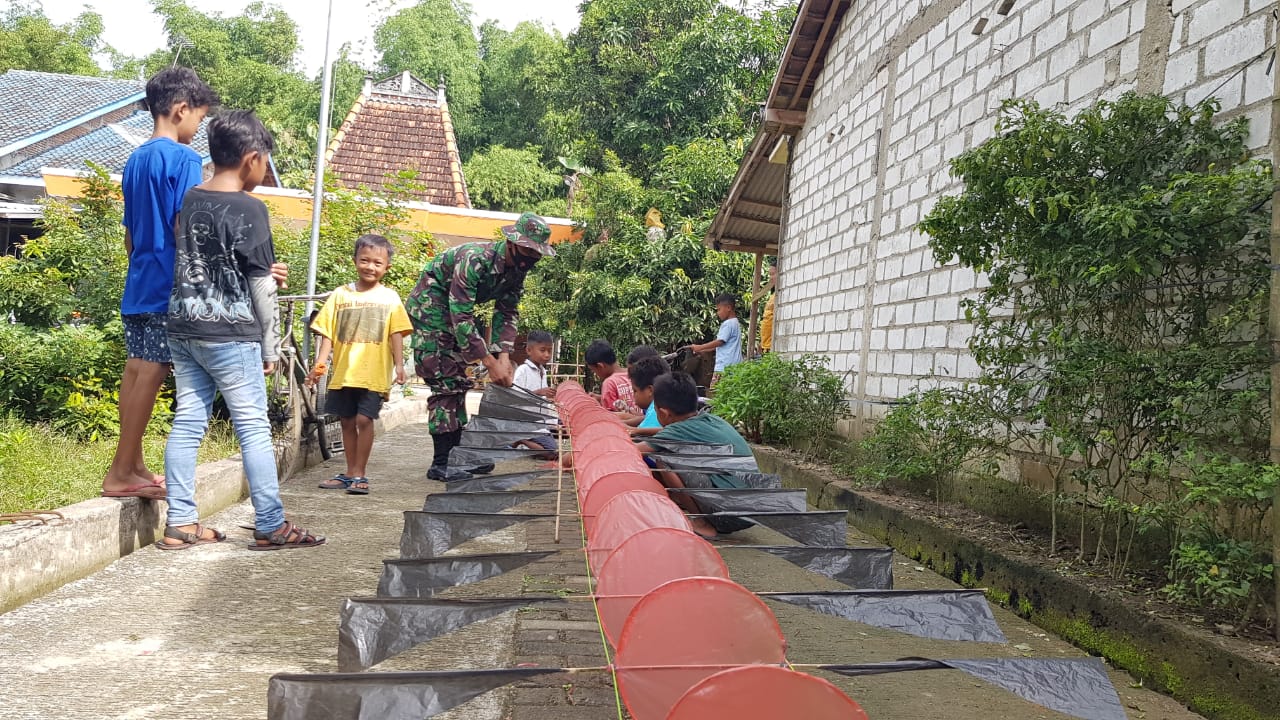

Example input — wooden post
[1268,47,1280,640]
[747,253,764,357]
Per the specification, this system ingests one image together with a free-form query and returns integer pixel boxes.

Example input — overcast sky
[38,0,583,75]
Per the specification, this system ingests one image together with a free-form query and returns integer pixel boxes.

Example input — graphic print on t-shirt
[171,202,258,325]
[335,303,393,345]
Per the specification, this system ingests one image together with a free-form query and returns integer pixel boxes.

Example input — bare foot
[689,517,719,540]
[102,470,165,495]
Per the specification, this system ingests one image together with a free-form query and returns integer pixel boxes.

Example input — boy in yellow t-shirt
[307,234,413,495]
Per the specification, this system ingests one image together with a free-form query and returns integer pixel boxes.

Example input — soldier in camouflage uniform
[406,212,556,480]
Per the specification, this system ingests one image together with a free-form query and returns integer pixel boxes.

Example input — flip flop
[102,482,167,500]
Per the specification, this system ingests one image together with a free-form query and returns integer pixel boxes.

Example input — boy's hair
[628,355,670,391]
[354,233,395,260]
[626,345,660,365]
[714,293,737,308]
[207,110,275,168]
[585,339,616,366]
[145,67,219,117]
[527,330,554,346]
[653,372,698,416]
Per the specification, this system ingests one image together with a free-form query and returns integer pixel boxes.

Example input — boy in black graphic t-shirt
[159,110,324,551]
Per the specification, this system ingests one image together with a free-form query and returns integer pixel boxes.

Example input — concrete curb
[0,396,427,614]
[754,445,1280,720]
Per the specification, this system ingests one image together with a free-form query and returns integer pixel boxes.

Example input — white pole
[305,0,337,326]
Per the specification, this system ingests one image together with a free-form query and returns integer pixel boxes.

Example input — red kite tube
[613,576,787,720]
[667,665,868,720]
[581,472,664,535]
[595,528,728,645]
[586,490,691,571]
[577,451,650,499]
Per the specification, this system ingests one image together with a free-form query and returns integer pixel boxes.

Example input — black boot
[454,429,494,474]
[427,432,472,481]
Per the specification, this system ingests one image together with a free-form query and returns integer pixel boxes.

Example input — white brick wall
[775,0,1275,430]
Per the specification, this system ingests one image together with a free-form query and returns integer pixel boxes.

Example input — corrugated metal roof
[5,110,211,178]
[0,70,144,148]
[706,0,852,255]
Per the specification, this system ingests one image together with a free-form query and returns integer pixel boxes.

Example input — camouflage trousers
[414,329,473,434]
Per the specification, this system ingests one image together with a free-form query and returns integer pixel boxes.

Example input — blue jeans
[165,338,284,533]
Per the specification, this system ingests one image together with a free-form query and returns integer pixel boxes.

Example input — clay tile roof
[326,71,470,208]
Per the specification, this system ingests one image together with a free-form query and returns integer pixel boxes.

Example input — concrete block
[1020,0,1055,31]
[1187,68,1243,105]
[1071,0,1107,31]
[1068,56,1107,102]
[1244,105,1270,149]
[1204,17,1267,76]
[905,327,926,349]
[1088,10,1130,54]
[928,271,951,296]
[913,353,935,374]
[887,328,906,350]
[893,353,912,374]
[1049,38,1084,79]
[1037,13,1071,55]
[1187,0,1247,44]
[936,296,961,321]
[915,300,936,324]
[926,325,948,348]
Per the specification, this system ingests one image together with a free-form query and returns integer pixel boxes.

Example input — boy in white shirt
[513,330,558,458]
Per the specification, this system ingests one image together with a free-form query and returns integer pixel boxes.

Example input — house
[0,69,278,254]
[707,0,1272,437]
[327,71,471,208]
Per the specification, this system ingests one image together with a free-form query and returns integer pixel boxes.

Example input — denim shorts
[122,313,171,364]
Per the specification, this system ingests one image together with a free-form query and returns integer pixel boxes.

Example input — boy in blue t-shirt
[689,293,742,390]
[626,354,669,438]
[103,68,218,500]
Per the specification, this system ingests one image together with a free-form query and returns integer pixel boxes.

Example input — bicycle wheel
[268,360,303,482]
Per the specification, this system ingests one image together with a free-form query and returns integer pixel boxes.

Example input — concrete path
[0,413,1206,719]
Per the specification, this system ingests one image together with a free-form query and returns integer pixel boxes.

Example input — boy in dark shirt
[635,372,758,537]
[158,110,324,551]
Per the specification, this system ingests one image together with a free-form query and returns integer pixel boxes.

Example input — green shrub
[0,323,124,433]
[853,387,995,499]
[711,353,848,447]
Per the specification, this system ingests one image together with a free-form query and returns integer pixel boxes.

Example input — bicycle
[268,294,337,481]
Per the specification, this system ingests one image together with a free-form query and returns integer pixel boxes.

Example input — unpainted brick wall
[775,0,1275,435]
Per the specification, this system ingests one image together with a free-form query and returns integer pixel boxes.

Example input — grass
[0,416,240,515]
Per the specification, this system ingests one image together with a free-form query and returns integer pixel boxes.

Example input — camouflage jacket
[405,239,528,362]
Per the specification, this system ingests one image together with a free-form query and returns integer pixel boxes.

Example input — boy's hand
[263,361,276,375]
[270,262,289,288]
[689,343,704,353]
[395,365,407,386]
[305,363,327,387]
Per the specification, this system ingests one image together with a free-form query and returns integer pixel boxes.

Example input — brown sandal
[155,524,226,550]
[248,521,326,551]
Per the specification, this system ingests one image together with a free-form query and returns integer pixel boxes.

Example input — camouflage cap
[501,212,556,257]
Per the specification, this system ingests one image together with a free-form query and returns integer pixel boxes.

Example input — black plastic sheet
[478,398,556,424]
[483,383,554,411]
[821,657,1126,720]
[706,510,847,545]
[450,445,550,468]
[669,488,807,513]
[766,589,1006,643]
[650,453,761,473]
[443,470,548,493]
[719,546,894,589]
[339,597,564,671]
[641,469,783,488]
[467,416,556,433]
[459,429,556,448]
[644,439,737,455]
[424,490,555,514]
[267,668,561,720]
[378,552,556,597]
[401,511,545,558]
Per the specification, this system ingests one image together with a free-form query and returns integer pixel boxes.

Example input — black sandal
[155,524,226,550]
[247,521,326,551]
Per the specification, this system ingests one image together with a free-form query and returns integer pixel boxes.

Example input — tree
[463,145,562,213]
[0,2,109,76]
[375,0,481,152]
[564,0,793,175]
[476,20,566,155]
